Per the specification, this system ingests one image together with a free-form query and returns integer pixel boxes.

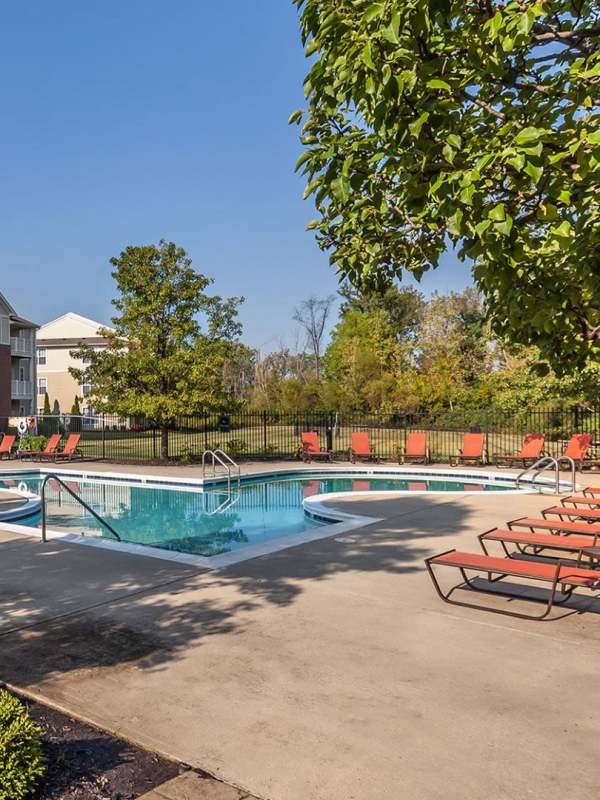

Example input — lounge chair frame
[425,549,599,620]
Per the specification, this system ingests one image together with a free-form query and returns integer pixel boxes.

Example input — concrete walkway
[1,466,600,799]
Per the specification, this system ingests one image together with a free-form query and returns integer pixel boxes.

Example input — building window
[37,348,47,365]
[81,382,92,397]
[37,377,47,396]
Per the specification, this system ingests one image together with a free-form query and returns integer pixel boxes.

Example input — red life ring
[27,418,36,431]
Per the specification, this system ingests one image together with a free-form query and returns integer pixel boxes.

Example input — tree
[293,295,336,378]
[70,241,243,460]
[42,392,51,416]
[293,0,600,371]
[52,399,60,415]
[70,396,82,415]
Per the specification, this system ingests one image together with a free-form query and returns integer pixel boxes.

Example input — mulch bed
[12,691,184,800]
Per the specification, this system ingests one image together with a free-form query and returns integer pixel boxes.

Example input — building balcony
[11,380,33,399]
[10,337,34,357]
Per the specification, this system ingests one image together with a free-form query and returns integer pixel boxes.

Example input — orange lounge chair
[0,435,16,460]
[19,433,61,460]
[452,433,486,466]
[493,433,545,468]
[300,432,333,462]
[50,433,83,461]
[479,527,600,563]
[507,516,600,537]
[349,432,377,463]
[425,548,600,620]
[398,432,429,464]
[542,505,600,523]
[561,433,593,469]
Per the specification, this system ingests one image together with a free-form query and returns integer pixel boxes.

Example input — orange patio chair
[561,433,593,470]
[0,434,16,460]
[452,433,486,466]
[349,432,377,463]
[398,432,429,464]
[51,433,83,461]
[300,432,333,462]
[425,548,600,620]
[19,433,62,460]
[493,433,545,468]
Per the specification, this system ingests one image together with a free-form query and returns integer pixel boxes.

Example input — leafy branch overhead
[292,0,600,370]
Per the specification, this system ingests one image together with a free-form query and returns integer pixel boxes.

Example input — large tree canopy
[292,0,600,371]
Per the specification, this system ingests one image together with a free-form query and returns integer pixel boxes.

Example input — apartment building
[36,312,112,415]
[0,291,38,418]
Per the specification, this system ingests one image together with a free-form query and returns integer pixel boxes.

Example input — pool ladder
[515,456,576,495]
[39,473,121,543]
[201,449,240,495]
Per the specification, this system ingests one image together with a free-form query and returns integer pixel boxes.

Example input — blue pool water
[0,471,510,557]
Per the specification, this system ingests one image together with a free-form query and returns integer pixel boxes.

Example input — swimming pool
[0,468,517,562]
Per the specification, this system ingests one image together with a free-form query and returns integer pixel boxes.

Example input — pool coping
[0,464,577,569]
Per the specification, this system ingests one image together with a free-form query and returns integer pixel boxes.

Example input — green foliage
[224,438,247,455]
[70,395,81,416]
[293,0,600,370]
[70,240,244,459]
[19,435,47,453]
[42,392,51,416]
[0,690,45,800]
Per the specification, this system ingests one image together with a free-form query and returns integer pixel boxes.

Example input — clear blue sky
[0,1,471,349]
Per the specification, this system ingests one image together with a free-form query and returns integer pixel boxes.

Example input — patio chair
[398,432,429,464]
[451,433,486,466]
[19,433,61,460]
[425,548,600,620]
[561,433,593,470]
[541,504,600,523]
[507,516,600,537]
[300,432,333,462]
[493,433,545,468]
[50,433,83,461]
[0,435,16,460]
[478,527,600,563]
[349,432,377,463]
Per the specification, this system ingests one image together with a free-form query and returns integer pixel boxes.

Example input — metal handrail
[515,454,577,494]
[557,455,577,493]
[213,449,240,487]
[40,473,121,543]
[516,456,560,494]
[201,449,240,494]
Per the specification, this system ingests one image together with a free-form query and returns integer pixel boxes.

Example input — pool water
[0,471,510,557]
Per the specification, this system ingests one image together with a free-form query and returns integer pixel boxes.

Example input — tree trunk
[160,425,169,462]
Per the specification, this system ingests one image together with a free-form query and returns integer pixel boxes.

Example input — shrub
[0,690,45,800]
[18,435,47,453]
[224,438,247,456]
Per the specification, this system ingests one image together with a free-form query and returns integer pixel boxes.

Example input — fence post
[102,413,106,460]
[204,411,208,451]
[262,410,267,454]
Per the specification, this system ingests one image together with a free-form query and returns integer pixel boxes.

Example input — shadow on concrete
[0,496,506,685]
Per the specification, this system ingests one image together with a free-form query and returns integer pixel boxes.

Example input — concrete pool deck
[1,461,599,799]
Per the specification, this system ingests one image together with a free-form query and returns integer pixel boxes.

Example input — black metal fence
[1,407,600,463]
